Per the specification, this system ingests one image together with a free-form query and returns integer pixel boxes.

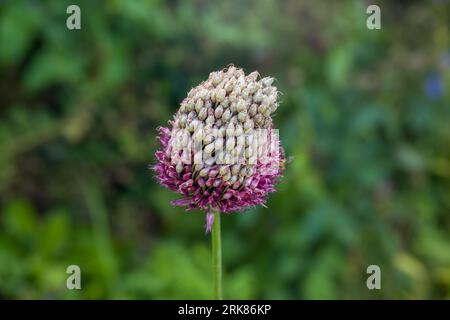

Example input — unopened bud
[195,99,204,112]
[238,111,247,123]
[198,108,208,120]
[226,137,235,151]
[216,88,226,103]
[214,106,224,119]
[222,109,232,122]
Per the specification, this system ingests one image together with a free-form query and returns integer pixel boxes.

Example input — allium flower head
[153,66,285,232]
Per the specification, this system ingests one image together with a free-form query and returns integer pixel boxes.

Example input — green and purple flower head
[153,66,285,232]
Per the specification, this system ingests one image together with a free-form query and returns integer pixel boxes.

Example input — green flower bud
[236,99,246,112]
[195,99,204,113]
[199,168,209,177]
[214,106,224,119]
[238,111,247,123]
[262,77,274,87]
[219,166,230,176]
[231,164,241,175]
[206,115,215,125]
[198,107,208,120]
[216,88,226,103]
[226,137,235,151]
[222,109,232,122]
[226,123,235,136]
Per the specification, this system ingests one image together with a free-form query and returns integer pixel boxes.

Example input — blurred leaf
[2,199,38,238]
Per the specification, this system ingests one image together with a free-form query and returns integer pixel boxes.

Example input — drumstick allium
[152,66,285,298]
[153,66,285,231]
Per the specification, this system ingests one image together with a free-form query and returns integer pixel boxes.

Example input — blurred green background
[0,0,449,299]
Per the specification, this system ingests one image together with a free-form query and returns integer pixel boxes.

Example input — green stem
[212,211,223,300]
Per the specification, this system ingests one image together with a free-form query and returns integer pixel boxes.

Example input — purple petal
[205,212,215,234]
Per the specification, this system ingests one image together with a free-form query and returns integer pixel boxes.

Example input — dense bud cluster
[153,66,285,232]
[175,66,279,131]
[171,66,279,187]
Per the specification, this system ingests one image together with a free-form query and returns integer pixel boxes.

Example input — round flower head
[153,66,285,232]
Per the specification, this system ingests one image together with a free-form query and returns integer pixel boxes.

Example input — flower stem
[212,211,223,300]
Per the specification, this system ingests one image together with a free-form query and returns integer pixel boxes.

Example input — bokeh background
[1,0,449,299]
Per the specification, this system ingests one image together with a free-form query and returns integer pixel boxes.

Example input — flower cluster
[153,66,285,232]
